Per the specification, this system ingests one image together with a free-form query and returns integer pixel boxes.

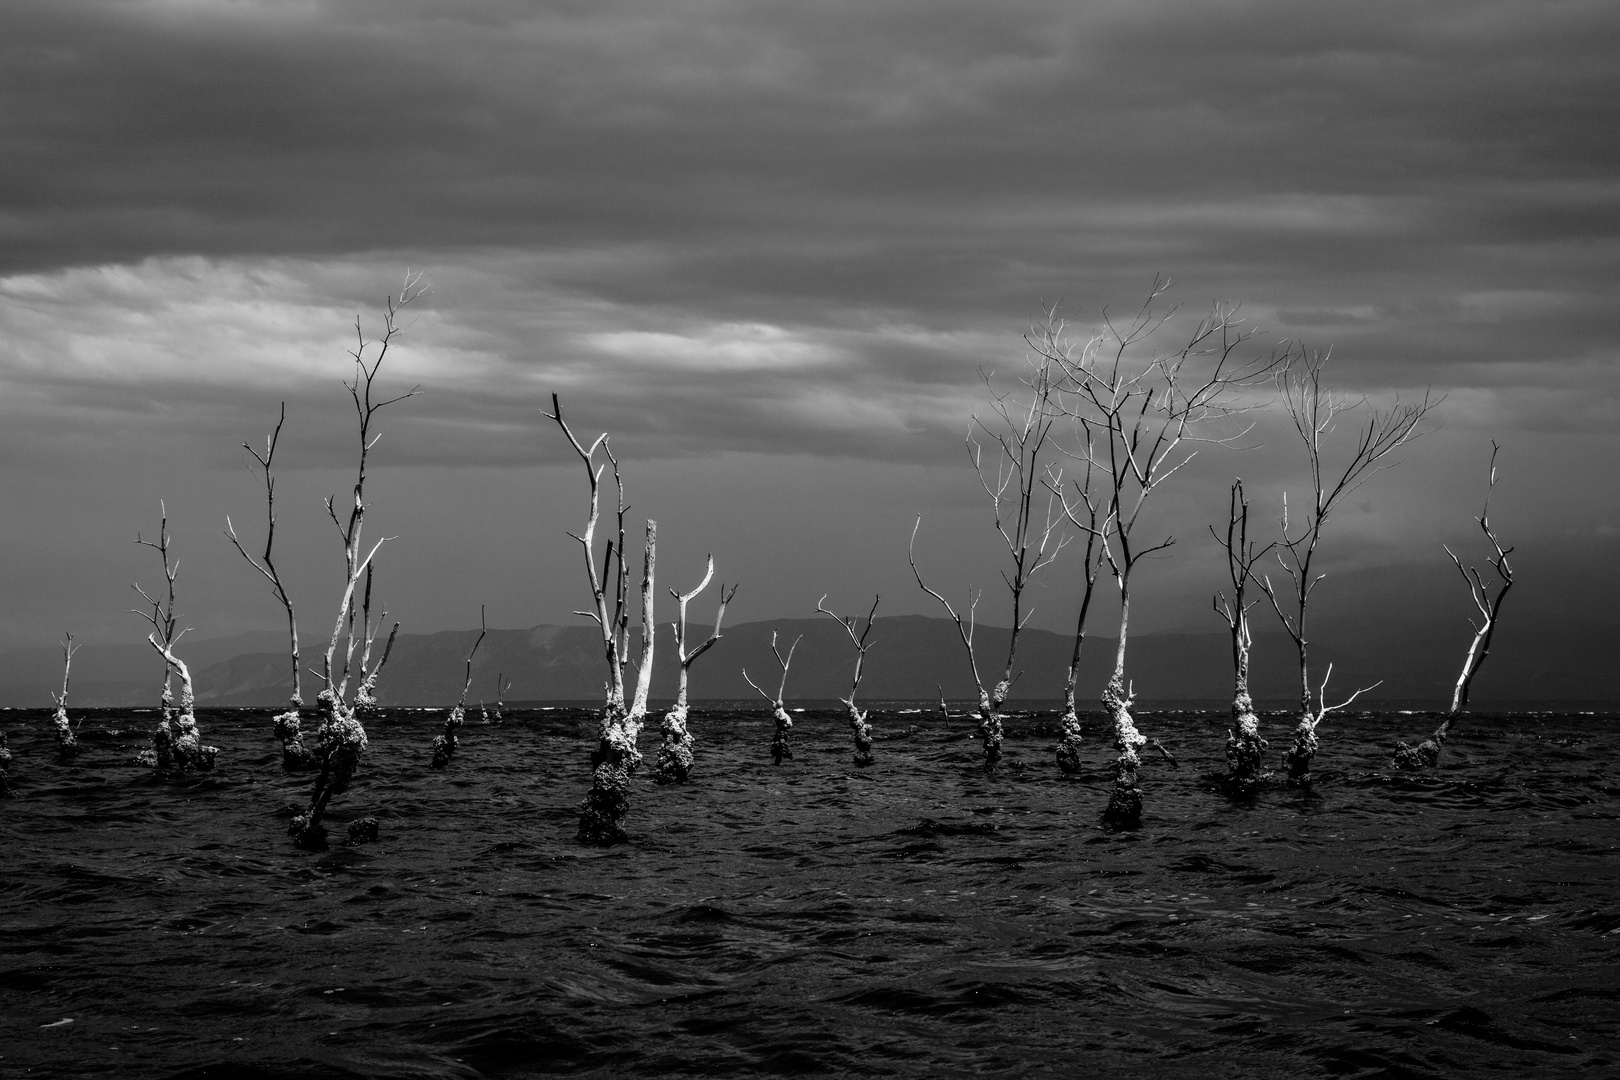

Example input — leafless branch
[225,401,301,704]
[458,606,488,709]
[818,593,879,710]
[743,629,802,708]
[669,556,737,708]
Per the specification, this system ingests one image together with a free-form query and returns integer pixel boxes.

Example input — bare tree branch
[225,402,302,706]
[1252,349,1440,780]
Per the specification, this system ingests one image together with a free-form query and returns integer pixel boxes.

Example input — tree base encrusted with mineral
[977,680,1008,768]
[770,705,793,764]
[654,704,695,783]
[1054,708,1083,774]
[274,706,316,770]
[1393,720,1449,770]
[578,703,640,845]
[848,704,874,766]
[288,690,369,851]
[138,686,218,771]
[1283,717,1318,781]
[1101,676,1146,827]
[52,704,79,757]
[430,705,464,769]
[1223,689,1270,795]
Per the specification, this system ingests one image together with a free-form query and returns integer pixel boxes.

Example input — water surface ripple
[1,707,1616,1077]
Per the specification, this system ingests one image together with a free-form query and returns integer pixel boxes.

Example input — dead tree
[484,673,512,724]
[911,359,1066,767]
[548,394,657,845]
[1257,351,1435,781]
[288,275,422,850]
[1395,444,1514,769]
[1212,480,1272,794]
[1034,285,1271,825]
[226,402,311,767]
[50,633,80,756]
[432,607,486,769]
[1048,438,1107,775]
[132,504,217,771]
[818,594,879,765]
[656,560,736,783]
[745,630,804,766]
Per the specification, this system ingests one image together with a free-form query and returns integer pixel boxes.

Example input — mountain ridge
[1,612,1613,708]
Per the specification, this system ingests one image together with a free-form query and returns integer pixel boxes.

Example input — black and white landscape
[2,2,1617,1077]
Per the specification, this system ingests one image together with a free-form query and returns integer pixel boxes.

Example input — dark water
[2,706,1617,1079]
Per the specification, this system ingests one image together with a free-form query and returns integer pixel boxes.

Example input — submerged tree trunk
[0,732,12,797]
[274,707,316,771]
[1282,712,1318,781]
[578,521,656,845]
[51,702,77,756]
[770,705,794,764]
[1224,670,1268,794]
[289,690,373,850]
[656,704,694,782]
[1215,480,1270,794]
[430,705,465,769]
[1054,526,1101,775]
[1102,583,1148,827]
[847,704,874,766]
[976,685,1006,767]
[1222,554,1268,791]
[1101,674,1146,826]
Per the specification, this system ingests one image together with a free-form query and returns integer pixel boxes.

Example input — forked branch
[742,629,803,709]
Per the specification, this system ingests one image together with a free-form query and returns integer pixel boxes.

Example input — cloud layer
[1,0,1616,655]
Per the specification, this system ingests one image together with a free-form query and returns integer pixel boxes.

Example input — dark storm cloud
[1,0,1616,654]
[7,1,1618,282]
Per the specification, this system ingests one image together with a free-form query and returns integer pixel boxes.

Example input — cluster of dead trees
[905,282,1510,828]
[20,280,1511,847]
[88,276,427,846]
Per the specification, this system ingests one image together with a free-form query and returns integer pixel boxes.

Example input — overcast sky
[1,0,1616,660]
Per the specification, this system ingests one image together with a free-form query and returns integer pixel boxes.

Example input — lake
[2,706,1616,1078]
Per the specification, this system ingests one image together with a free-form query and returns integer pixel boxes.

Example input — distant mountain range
[1,611,1614,709]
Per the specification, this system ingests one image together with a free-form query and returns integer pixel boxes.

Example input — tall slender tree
[226,402,306,764]
[1211,479,1272,794]
[1048,430,1106,775]
[288,274,422,850]
[910,357,1065,768]
[1257,350,1435,781]
[1394,444,1514,769]
[548,394,657,845]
